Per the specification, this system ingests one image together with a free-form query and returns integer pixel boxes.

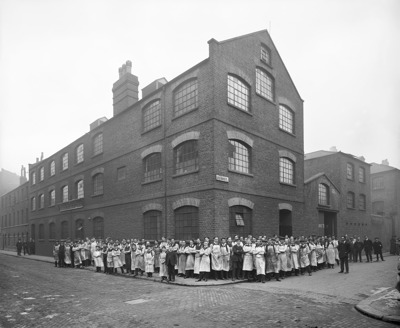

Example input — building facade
[304,150,371,238]
[0,168,22,197]
[27,29,304,256]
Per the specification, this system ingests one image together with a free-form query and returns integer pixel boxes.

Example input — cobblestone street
[0,253,398,328]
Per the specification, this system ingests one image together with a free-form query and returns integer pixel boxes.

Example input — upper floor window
[260,45,271,65]
[39,194,44,209]
[174,140,198,175]
[256,68,274,102]
[228,140,251,174]
[372,201,384,216]
[31,197,36,211]
[372,176,384,190]
[31,172,36,185]
[76,180,84,199]
[346,163,354,180]
[279,105,294,134]
[93,173,104,196]
[62,153,69,171]
[49,190,55,206]
[174,79,198,117]
[144,153,162,183]
[143,100,161,132]
[279,157,295,185]
[76,144,84,164]
[347,192,355,209]
[39,167,44,181]
[50,160,55,176]
[318,183,329,205]
[227,74,250,112]
[62,185,69,203]
[359,167,365,183]
[93,133,103,156]
[359,194,366,210]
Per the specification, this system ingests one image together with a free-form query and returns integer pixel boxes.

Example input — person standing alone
[338,236,351,274]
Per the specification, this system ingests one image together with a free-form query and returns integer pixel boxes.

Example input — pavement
[1,249,399,325]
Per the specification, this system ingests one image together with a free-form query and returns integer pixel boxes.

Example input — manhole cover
[125,299,149,305]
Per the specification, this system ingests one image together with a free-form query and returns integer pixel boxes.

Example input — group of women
[52,234,341,283]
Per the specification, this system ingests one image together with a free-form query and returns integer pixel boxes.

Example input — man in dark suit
[58,241,66,267]
[354,237,364,262]
[165,245,178,282]
[373,237,384,261]
[16,240,22,256]
[338,236,351,274]
[364,236,373,262]
[231,239,243,281]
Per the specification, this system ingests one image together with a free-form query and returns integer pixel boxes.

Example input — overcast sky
[0,0,399,176]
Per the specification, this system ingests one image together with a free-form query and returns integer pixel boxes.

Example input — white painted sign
[216,175,229,183]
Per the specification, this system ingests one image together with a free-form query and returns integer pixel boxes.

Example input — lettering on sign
[216,175,229,183]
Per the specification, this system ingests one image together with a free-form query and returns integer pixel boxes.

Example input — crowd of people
[15,238,35,256]
[50,234,385,283]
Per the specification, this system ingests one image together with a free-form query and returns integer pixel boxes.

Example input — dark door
[324,212,337,236]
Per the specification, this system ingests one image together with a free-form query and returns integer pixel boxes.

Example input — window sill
[172,107,198,121]
[62,168,69,172]
[227,103,253,116]
[317,204,331,208]
[260,59,273,70]
[91,193,104,198]
[278,128,296,137]
[228,169,254,177]
[172,169,199,178]
[75,161,84,166]
[142,178,163,185]
[142,124,162,135]
[255,93,275,106]
[92,152,103,159]
[280,182,296,188]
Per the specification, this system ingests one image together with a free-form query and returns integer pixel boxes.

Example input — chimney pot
[382,159,389,165]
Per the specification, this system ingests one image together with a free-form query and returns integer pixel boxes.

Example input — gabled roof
[304,172,340,194]
[305,150,370,165]
[370,162,399,174]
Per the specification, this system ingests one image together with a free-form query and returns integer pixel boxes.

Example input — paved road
[0,253,397,328]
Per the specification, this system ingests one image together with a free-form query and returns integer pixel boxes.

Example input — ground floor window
[229,206,252,237]
[93,217,104,239]
[175,206,199,240]
[143,210,160,240]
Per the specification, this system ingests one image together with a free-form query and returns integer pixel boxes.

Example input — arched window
[49,190,55,206]
[49,222,56,240]
[359,167,366,183]
[31,197,36,211]
[227,74,250,111]
[347,192,355,209]
[93,133,103,156]
[256,68,274,102]
[279,158,295,184]
[39,194,44,209]
[143,100,161,132]
[62,153,69,170]
[279,209,292,237]
[174,140,198,175]
[279,105,294,134]
[174,79,198,117]
[228,140,251,174]
[93,217,104,239]
[39,167,44,181]
[174,206,199,240]
[38,224,44,240]
[31,172,36,185]
[318,183,329,205]
[76,180,84,199]
[75,219,84,240]
[62,185,69,203]
[143,210,160,240]
[50,160,56,176]
[143,153,162,182]
[229,205,252,237]
[93,174,104,196]
[346,163,354,180]
[76,144,84,164]
[61,221,69,239]
[359,194,366,210]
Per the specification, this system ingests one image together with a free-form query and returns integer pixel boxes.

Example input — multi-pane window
[279,105,294,134]
[359,194,366,210]
[76,144,84,164]
[143,210,160,240]
[39,194,44,209]
[93,217,104,239]
[62,153,68,170]
[174,140,198,175]
[279,157,295,184]
[227,75,250,111]
[61,221,69,239]
[62,185,69,203]
[93,133,103,156]
[38,224,44,240]
[358,167,365,183]
[39,167,44,181]
[256,68,274,102]
[174,206,199,240]
[117,166,126,181]
[346,163,354,180]
[261,45,271,65]
[228,140,251,174]
[50,161,55,176]
[318,183,329,205]
[347,192,355,208]
[76,180,84,199]
[372,201,384,216]
[372,176,384,190]
[75,219,84,240]
[144,153,162,182]
[174,79,198,117]
[49,190,55,206]
[93,174,104,196]
[229,205,252,237]
[31,197,36,211]
[143,100,161,132]
[31,172,36,185]
[49,222,55,240]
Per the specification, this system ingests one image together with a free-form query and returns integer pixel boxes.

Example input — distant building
[26,29,305,256]
[0,168,23,197]
[304,150,371,238]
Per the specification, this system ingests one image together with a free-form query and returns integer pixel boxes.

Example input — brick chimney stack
[112,60,139,116]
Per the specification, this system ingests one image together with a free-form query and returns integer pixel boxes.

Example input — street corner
[356,287,400,324]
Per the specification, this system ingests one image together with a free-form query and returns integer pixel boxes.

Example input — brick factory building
[10,30,305,256]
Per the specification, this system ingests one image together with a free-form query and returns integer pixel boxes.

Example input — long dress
[107,249,113,268]
[326,242,335,265]
[177,246,187,274]
[53,245,59,261]
[299,245,310,268]
[220,244,230,272]
[308,243,317,267]
[211,244,222,271]
[80,242,87,261]
[290,244,300,269]
[144,251,154,273]
[135,247,145,271]
[285,245,293,271]
[333,239,339,261]
[266,245,280,273]
[120,245,126,266]
[159,252,167,277]
[185,245,196,271]
[112,249,123,268]
[316,244,324,264]
[278,245,288,272]
[253,246,266,275]
[199,246,211,272]
[194,245,202,274]
[72,246,82,266]
[153,246,161,269]
[242,245,253,271]
[64,244,72,265]
[93,250,104,267]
